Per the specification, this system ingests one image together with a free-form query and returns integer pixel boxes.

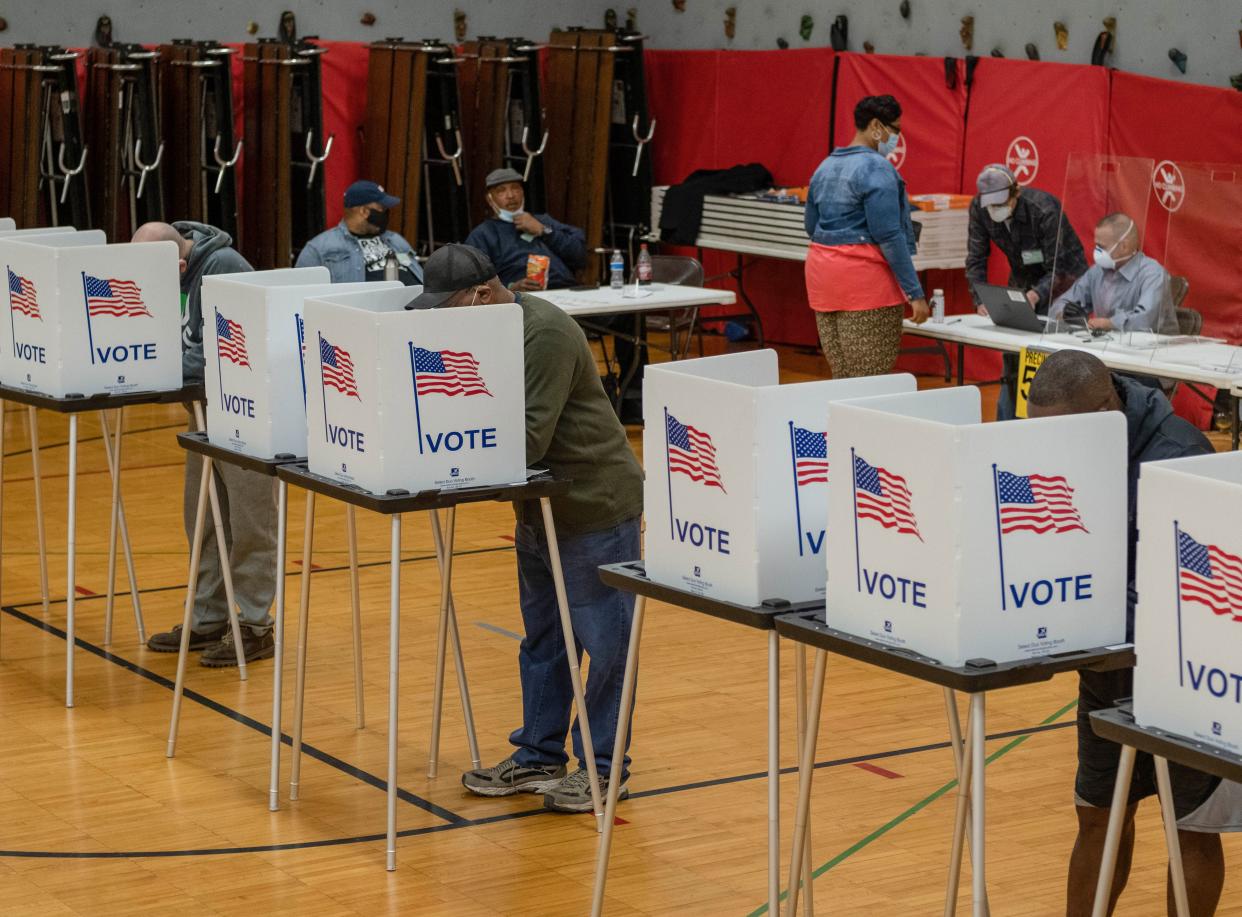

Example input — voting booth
[642,350,916,606]
[301,287,525,494]
[0,231,181,396]
[0,218,14,231]
[1134,452,1242,754]
[824,385,1127,667]
[201,268,399,459]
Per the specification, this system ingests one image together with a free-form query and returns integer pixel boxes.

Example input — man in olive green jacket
[409,244,644,813]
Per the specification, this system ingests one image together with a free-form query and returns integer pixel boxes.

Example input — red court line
[74,586,96,597]
[854,762,903,779]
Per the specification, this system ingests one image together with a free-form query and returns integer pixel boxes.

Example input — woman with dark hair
[804,94,928,378]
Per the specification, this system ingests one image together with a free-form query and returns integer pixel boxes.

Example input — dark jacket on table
[174,221,252,384]
[658,162,774,245]
[515,293,643,536]
[464,215,586,289]
[966,188,1088,312]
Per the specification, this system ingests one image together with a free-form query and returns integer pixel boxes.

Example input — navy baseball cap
[344,180,400,209]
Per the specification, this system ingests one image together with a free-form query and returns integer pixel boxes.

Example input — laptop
[972,281,1052,333]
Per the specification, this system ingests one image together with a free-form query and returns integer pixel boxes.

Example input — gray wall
[7,0,1242,88]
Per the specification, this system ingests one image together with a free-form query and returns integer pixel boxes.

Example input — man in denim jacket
[296,180,423,285]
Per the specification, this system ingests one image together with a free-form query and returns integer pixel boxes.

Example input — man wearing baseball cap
[296,179,423,285]
[410,244,643,814]
[966,163,1088,418]
[464,167,586,291]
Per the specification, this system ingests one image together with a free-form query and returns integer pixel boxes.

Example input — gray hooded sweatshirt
[174,221,252,383]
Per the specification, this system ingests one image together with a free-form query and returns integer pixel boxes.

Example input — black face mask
[365,208,389,232]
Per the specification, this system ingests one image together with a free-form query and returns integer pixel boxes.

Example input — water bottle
[931,288,945,323]
[383,252,399,282]
[636,243,653,285]
[609,249,624,290]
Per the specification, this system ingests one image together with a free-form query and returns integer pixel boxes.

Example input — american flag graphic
[215,311,250,368]
[996,470,1088,535]
[666,412,725,491]
[1178,530,1242,620]
[793,426,828,486]
[412,346,491,397]
[83,273,150,317]
[854,453,920,539]
[7,268,39,318]
[319,336,360,399]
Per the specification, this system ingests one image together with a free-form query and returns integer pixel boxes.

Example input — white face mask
[987,203,1013,222]
[497,207,524,223]
[1093,219,1136,270]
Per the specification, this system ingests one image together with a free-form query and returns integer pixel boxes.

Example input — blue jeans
[509,516,641,778]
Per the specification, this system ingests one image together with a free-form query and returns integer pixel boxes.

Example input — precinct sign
[1014,344,1052,418]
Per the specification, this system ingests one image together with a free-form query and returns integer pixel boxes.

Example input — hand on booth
[909,297,930,324]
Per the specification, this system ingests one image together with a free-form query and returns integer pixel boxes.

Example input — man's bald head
[1027,350,1122,418]
[131,222,193,272]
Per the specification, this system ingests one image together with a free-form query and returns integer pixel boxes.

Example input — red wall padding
[318,40,371,227]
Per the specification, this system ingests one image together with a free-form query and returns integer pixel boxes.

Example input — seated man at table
[1049,212,1180,336]
[296,180,423,285]
[464,167,586,291]
[408,244,643,813]
[131,221,276,666]
[1026,351,1236,916]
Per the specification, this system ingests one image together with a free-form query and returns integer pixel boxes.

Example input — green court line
[744,697,1080,917]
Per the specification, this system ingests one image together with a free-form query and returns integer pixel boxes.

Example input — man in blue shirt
[464,168,587,290]
[296,180,422,285]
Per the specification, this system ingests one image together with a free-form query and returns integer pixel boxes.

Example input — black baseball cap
[405,244,497,310]
[344,180,400,209]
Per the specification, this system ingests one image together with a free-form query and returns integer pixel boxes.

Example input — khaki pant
[815,305,904,378]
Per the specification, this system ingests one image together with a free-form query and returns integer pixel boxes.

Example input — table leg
[1232,395,1239,451]
[784,649,827,917]
[166,458,213,757]
[268,479,289,811]
[795,645,814,916]
[768,630,780,915]
[205,462,247,679]
[590,594,646,917]
[957,343,966,386]
[27,408,49,613]
[346,504,365,729]
[427,507,456,778]
[386,513,402,871]
[539,498,602,829]
[970,692,986,917]
[1154,756,1191,917]
[944,697,977,916]
[289,491,316,801]
[101,407,144,644]
[64,414,78,708]
[1090,744,1137,917]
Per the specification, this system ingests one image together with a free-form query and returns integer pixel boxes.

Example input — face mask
[877,131,899,159]
[1093,219,1135,270]
[365,208,389,232]
[987,203,1013,222]
[497,207,525,223]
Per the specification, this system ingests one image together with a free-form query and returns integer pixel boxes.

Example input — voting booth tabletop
[176,429,300,476]
[0,382,204,413]
[1092,703,1242,786]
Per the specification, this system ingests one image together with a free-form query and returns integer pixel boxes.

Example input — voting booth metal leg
[1090,743,1137,917]
[0,407,5,652]
[538,497,603,828]
[969,693,987,916]
[794,645,814,917]
[1154,756,1191,917]
[590,593,647,917]
[943,689,990,917]
[64,415,79,707]
[427,507,456,778]
[784,648,828,917]
[101,408,145,646]
[346,505,365,730]
[767,630,781,912]
[386,513,402,871]
[268,479,289,810]
[166,459,214,757]
[289,491,316,801]
[27,408,49,613]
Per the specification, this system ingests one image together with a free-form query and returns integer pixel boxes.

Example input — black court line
[2,420,185,461]
[0,604,468,827]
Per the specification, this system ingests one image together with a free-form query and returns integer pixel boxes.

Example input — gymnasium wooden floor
[1,341,1238,916]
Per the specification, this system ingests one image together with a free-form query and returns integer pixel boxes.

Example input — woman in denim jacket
[804,95,929,377]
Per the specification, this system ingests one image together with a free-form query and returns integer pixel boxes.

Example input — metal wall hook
[435,129,464,186]
[631,115,655,177]
[305,130,334,189]
[58,144,88,204]
[212,135,243,194]
[520,126,549,181]
[134,139,164,199]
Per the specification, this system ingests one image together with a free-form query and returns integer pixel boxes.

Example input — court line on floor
[742,698,1080,917]
[1,420,185,461]
[0,603,468,827]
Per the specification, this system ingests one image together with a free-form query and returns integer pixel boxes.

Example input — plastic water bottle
[610,249,624,290]
[931,288,945,323]
[636,243,653,285]
[383,252,399,282]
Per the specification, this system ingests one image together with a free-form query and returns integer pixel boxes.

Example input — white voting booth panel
[1134,452,1242,754]
[642,349,916,606]
[825,386,1127,667]
[302,289,525,494]
[0,218,14,231]
[201,268,399,458]
[0,232,182,396]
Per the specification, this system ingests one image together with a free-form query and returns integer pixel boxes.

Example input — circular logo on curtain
[1153,161,1186,213]
[887,133,907,170]
[1005,136,1039,185]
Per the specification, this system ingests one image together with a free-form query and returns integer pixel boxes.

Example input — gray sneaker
[543,767,628,813]
[461,756,567,797]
